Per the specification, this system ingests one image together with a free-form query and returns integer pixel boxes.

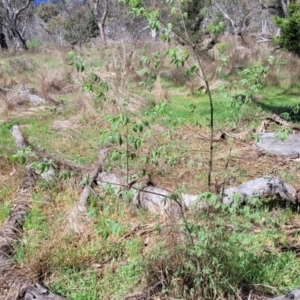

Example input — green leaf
[137,123,143,132]
[130,152,136,159]
[119,135,124,145]
[75,62,85,72]
[83,83,93,93]
[141,56,150,64]
[133,138,142,149]
[111,133,119,143]
[170,7,177,15]
[151,158,158,165]
[140,68,149,76]
[121,113,129,125]
[132,124,138,132]
[91,72,101,82]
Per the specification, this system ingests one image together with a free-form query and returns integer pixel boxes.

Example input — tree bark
[67,148,108,234]
[96,173,299,218]
[0,32,8,49]
[93,0,108,46]
[267,287,300,300]
[1,0,32,50]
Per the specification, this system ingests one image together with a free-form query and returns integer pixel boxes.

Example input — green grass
[0,122,20,156]
[143,84,300,135]
[50,258,142,300]
[258,86,300,121]
[14,196,49,264]
[0,200,12,223]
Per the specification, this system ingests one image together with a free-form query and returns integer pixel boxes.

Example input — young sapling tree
[120,0,224,190]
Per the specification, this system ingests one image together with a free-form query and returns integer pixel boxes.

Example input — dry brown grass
[167,67,187,86]
[8,57,36,74]
[282,52,300,87]
[152,74,169,103]
[38,69,71,103]
[1,77,18,89]
[1,91,29,112]
[264,51,300,88]
[73,91,98,118]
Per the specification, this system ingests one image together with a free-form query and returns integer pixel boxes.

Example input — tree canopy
[274,0,300,56]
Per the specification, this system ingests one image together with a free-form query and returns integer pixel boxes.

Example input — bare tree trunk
[98,21,106,46]
[93,0,108,46]
[1,0,31,50]
[281,0,291,18]
[0,23,8,49]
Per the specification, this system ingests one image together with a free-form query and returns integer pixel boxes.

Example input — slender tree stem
[195,53,214,191]
[206,81,214,190]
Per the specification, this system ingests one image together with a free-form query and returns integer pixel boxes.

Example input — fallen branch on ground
[67,148,108,234]
[257,114,300,133]
[0,125,66,300]
[96,172,299,218]
[267,287,300,300]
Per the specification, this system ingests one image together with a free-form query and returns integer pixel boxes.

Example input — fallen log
[0,125,67,300]
[267,114,300,132]
[256,114,300,134]
[67,148,108,234]
[267,287,300,300]
[12,125,26,150]
[222,177,298,205]
[255,133,300,158]
[96,172,298,217]
[0,170,36,272]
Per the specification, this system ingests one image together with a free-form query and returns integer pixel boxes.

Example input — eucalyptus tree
[213,0,262,35]
[0,0,34,49]
[89,0,109,46]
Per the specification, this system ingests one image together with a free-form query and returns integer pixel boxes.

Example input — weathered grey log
[267,287,300,300]
[12,125,26,150]
[22,283,66,300]
[133,186,179,218]
[255,133,300,158]
[0,171,34,271]
[96,172,298,216]
[222,177,298,205]
[0,124,67,300]
[19,88,46,105]
[97,171,125,193]
[67,148,108,234]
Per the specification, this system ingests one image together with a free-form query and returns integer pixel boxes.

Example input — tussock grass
[1,91,31,112]
[38,70,69,102]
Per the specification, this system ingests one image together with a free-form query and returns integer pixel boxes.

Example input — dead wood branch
[222,177,298,205]
[267,287,300,300]
[255,132,300,158]
[0,170,36,272]
[261,114,300,132]
[67,148,108,234]
[0,124,67,300]
[12,125,27,149]
[97,172,298,217]
[267,114,300,131]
